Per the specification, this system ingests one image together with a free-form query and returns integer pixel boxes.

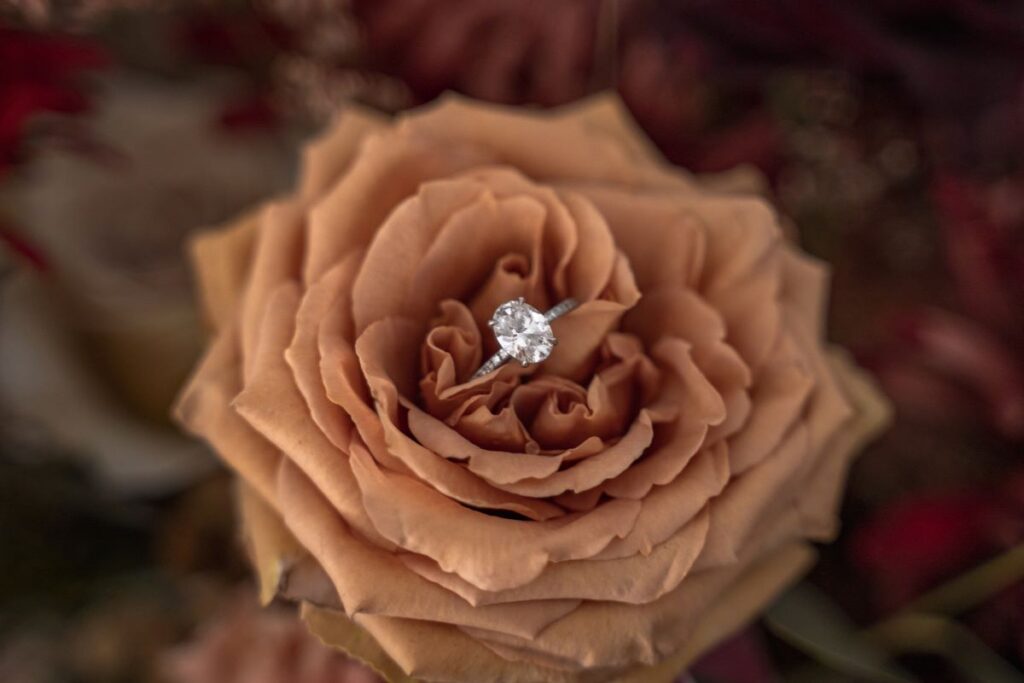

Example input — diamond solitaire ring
[472,297,579,379]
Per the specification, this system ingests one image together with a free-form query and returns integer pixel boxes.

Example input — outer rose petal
[349,177,496,335]
[305,606,583,683]
[566,185,707,292]
[299,105,387,201]
[189,207,261,332]
[458,502,813,671]
[695,425,813,571]
[234,284,396,550]
[796,350,894,538]
[399,508,710,606]
[348,444,643,592]
[286,254,363,452]
[725,333,814,475]
[400,93,687,190]
[302,541,813,683]
[237,481,315,606]
[175,321,280,504]
[276,460,581,639]
[592,443,730,560]
[780,247,830,339]
[238,200,306,382]
[304,127,493,283]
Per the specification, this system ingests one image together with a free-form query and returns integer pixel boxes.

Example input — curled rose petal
[176,93,889,682]
[348,443,643,592]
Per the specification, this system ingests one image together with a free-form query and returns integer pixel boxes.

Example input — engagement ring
[472,297,579,379]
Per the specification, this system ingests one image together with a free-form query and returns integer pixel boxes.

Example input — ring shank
[474,349,510,378]
[544,298,578,322]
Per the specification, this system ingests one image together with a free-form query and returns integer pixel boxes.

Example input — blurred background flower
[161,589,382,683]
[0,71,294,495]
[0,26,105,180]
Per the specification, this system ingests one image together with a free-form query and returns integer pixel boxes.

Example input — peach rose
[161,591,381,683]
[176,94,890,682]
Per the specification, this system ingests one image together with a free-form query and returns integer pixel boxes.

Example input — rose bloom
[161,590,381,683]
[176,95,889,682]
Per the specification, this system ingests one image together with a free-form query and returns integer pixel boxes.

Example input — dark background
[1,2,1023,682]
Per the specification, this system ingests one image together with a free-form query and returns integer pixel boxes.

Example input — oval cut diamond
[490,298,555,365]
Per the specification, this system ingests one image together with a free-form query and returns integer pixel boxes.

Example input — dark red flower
[0,25,107,179]
[891,309,1024,440]
[851,471,1024,610]
[216,95,280,132]
[351,0,784,171]
[865,170,1024,442]
[933,174,1024,338]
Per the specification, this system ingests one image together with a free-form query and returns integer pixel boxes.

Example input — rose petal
[285,254,363,452]
[420,299,484,404]
[348,444,642,591]
[560,94,681,184]
[188,208,260,331]
[695,424,811,571]
[239,200,305,382]
[595,337,725,500]
[568,185,707,292]
[277,460,580,638]
[595,444,730,559]
[404,193,547,332]
[301,604,417,683]
[698,197,785,373]
[233,283,396,550]
[303,540,813,683]
[355,316,566,520]
[304,128,493,283]
[237,481,337,607]
[624,286,753,450]
[461,520,815,670]
[796,350,892,540]
[726,333,814,475]
[318,300,397,467]
[349,177,498,334]
[175,321,280,504]
[306,606,582,683]
[400,93,680,189]
[403,508,710,607]
[519,334,656,450]
[299,105,387,201]
[560,190,617,302]
[407,405,599,482]
[541,297,640,382]
[478,412,656,498]
[450,168,609,305]
[780,247,830,339]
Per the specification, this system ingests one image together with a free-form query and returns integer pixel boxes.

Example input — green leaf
[869,614,1024,683]
[765,583,917,683]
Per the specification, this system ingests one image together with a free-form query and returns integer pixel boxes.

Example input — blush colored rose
[176,94,889,682]
[161,591,381,683]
